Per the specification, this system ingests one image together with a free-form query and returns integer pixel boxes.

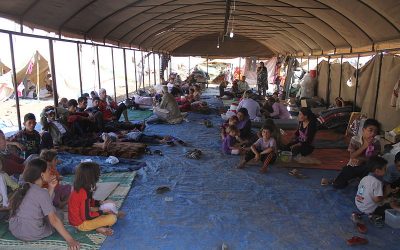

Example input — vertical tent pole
[9,34,22,130]
[36,52,39,100]
[123,48,128,99]
[111,48,117,101]
[316,56,319,77]
[206,56,209,88]
[153,53,156,85]
[48,39,58,108]
[147,53,151,87]
[188,56,191,76]
[169,56,172,75]
[373,52,384,119]
[307,56,310,72]
[239,57,242,79]
[77,43,83,95]
[133,50,138,92]
[338,55,343,97]
[326,56,331,107]
[96,46,101,89]
[141,51,145,90]
[353,54,360,111]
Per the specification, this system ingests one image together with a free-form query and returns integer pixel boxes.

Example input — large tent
[0,1,399,56]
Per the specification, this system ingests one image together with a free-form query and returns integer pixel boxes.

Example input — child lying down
[101,130,186,149]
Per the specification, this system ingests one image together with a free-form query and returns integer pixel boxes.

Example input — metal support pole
[188,56,191,76]
[353,54,360,111]
[316,56,319,77]
[76,43,83,95]
[206,56,209,88]
[373,53,384,118]
[141,51,145,89]
[123,49,128,99]
[96,46,101,89]
[133,51,138,92]
[147,53,151,87]
[153,53,156,85]
[169,56,172,75]
[111,48,116,101]
[48,39,58,108]
[8,34,22,130]
[307,56,310,72]
[326,56,331,107]
[338,55,343,97]
[239,57,242,79]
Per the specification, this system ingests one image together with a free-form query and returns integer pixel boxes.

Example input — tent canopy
[0,1,399,56]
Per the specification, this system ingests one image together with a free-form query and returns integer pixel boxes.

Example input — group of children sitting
[1,145,123,249]
[220,103,400,228]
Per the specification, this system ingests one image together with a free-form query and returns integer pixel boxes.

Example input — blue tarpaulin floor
[101,89,400,250]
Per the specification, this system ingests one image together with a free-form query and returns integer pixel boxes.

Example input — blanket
[0,171,137,250]
[57,152,146,175]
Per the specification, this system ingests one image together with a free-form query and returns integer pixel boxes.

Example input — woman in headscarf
[257,61,268,97]
[236,108,252,142]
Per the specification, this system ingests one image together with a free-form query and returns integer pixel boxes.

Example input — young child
[284,107,317,158]
[355,156,400,226]
[40,150,72,209]
[8,113,43,159]
[8,158,80,248]
[221,115,239,137]
[237,126,277,173]
[68,162,123,236]
[333,119,381,189]
[221,125,241,155]
[383,152,400,192]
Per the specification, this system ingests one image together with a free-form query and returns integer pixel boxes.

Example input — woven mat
[0,171,137,250]
[119,109,153,122]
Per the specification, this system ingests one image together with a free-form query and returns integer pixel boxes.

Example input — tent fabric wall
[339,62,356,103]
[374,55,400,131]
[315,54,400,131]
[317,60,329,103]
[358,55,381,117]
[328,62,341,104]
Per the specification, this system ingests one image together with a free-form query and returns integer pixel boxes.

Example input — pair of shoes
[185,149,202,159]
[289,169,308,179]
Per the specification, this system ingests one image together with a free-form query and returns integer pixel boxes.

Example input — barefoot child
[354,156,400,227]
[8,159,80,249]
[68,162,123,236]
[237,126,277,173]
[221,125,241,155]
[40,149,72,209]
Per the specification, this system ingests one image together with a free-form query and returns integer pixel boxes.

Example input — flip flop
[346,236,368,246]
[351,212,367,234]
[321,178,332,186]
[289,169,308,179]
[156,186,170,194]
[369,215,385,228]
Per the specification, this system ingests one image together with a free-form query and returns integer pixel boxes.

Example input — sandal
[321,178,332,186]
[369,215,385,228]
[153,150,163,156]
[156,186,170,194]
[289,169,308,179]
[346,236,368,246]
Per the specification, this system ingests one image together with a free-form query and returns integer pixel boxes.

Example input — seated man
[66,99,96,135]
[98,88,129,122]
[150,86,183,124]
[237,76,250,94]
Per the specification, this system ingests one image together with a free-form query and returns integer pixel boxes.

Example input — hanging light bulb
[217,35,220,48]
[229,30,234,38]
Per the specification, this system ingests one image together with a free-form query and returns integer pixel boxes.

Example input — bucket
[280,151,292,162]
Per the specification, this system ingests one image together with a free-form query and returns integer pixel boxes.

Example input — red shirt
[68,188,101,226]
[98,99,118,121]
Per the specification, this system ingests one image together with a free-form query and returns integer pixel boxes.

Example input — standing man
[257,62,269,97]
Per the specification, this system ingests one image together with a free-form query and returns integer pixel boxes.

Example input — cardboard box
[385,131,400,143]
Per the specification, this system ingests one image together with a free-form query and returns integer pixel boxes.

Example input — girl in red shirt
[68,162,122,236]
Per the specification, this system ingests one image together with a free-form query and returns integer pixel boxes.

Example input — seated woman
[265,97,291,119]
[236,108,253,144]
[150,86,183,124]
[237,91,261,121]
[0,130,26,176]
[283,107,317,158]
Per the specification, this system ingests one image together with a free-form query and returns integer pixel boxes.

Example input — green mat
[222,99,238,107]
[119,109,153,122]
[0,171,137,250]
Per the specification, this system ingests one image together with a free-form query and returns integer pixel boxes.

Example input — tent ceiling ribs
[132,7,323,51]
[358,0,400,34]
